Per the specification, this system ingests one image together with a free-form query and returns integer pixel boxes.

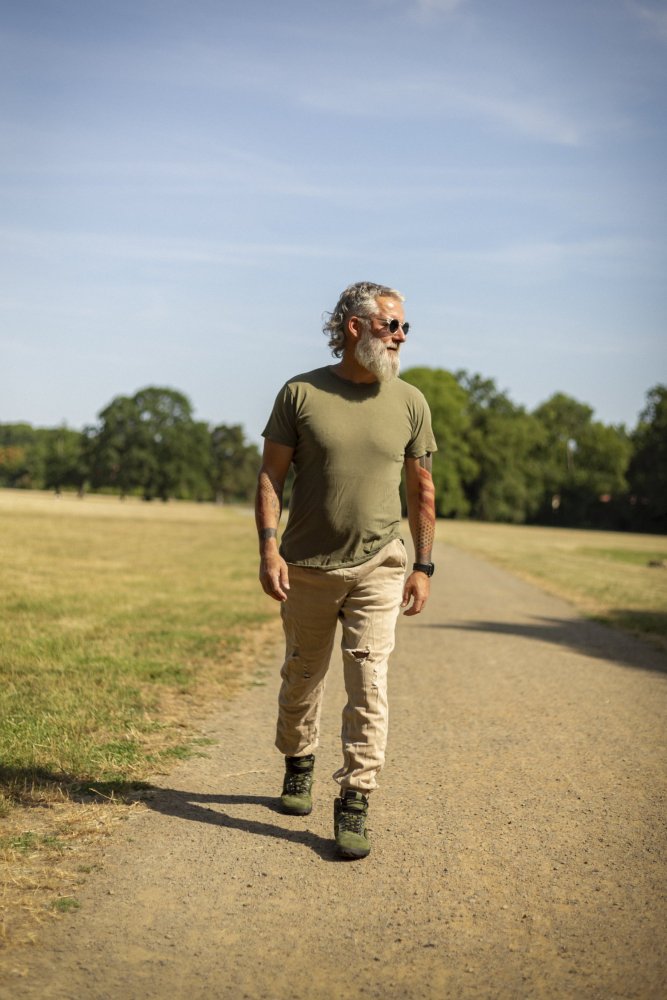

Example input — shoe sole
[336,844,370,860]
[280,801,312,816]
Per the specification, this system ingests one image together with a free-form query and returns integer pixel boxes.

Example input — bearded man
[255,281,437,860]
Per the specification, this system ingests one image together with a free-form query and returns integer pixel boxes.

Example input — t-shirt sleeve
[261,383,298,448]
[405,393,438,458]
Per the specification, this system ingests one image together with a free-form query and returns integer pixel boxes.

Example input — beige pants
[275,537,407,795]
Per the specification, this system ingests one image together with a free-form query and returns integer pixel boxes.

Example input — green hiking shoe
[280,754,315,815]
[334,790,371,859]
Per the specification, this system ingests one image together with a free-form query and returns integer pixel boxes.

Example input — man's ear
[346,314,364,345]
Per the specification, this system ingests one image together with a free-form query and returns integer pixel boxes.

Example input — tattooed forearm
[415,454,436,563]
[416,468,436,561]
[255,470,283,549]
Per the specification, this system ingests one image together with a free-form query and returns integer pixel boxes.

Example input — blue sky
[2,0,665,442]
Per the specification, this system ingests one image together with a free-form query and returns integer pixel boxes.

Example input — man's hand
[259,550,290,602]
[401,570,430,616]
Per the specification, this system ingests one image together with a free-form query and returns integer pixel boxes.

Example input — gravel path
[6,542,667,1000]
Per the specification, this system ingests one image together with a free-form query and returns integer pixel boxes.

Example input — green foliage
[0,424,47,489]
[627,385,667,532]
[87,386,211,501]
[402,371,661,531]
[210,423,261,503]
[0,389,262,503]
[43,426,87,493]
[532,392,631,527]
[455,372,546,523]
[401,368,477,516]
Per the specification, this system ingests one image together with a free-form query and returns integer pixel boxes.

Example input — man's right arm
[255,439,294,602]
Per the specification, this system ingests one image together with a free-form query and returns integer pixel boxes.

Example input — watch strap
[413,562,435,577]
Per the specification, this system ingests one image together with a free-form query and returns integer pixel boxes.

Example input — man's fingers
[403,599,425,617]
[259,557,290,602]
[267,573,288,601]
[401,573,429,615]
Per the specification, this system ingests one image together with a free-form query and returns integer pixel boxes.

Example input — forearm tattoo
[417,454,436,563]
[255,470,283,542]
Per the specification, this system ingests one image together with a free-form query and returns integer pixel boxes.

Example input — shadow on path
[143,788,340,861]
[421,614,667,676]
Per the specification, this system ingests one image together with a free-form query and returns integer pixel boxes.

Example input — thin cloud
[455,90,583,146]
[630,2,667,42]
[428,236,658,276]
[415,0,467,12]
[0,227,349,268]
[370,0,467,12]
[299,74,587,146]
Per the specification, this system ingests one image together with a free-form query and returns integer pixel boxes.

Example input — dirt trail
[6,543,667,1000]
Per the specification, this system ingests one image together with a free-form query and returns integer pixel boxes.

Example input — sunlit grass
[0,490,275,787]
[438,520,667,647]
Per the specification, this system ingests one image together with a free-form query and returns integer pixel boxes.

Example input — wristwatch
[413,562,435,577]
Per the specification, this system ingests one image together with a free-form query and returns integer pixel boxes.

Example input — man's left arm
[402,454,436,617]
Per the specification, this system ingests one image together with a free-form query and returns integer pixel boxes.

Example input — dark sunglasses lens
[386,318,409,334]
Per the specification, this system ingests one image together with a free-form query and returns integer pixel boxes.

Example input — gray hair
[322,281,405,358]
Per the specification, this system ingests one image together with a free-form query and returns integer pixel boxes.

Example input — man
[255,281,437,860]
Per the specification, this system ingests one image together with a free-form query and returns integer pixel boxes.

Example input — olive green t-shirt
[262,367,437,569]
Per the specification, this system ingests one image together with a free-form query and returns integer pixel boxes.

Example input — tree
[627,385,667,532]
[0,424,41,488]
[456,372,546,523]
[210,424,260,503]
[88,387,210,500]
[43,425,88,494]
[400,368,477,517]
[532,393,630,526]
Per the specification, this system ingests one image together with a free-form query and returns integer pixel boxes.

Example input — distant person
[255,281,437,859]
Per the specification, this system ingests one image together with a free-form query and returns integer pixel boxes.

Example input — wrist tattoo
[259,528,277,541]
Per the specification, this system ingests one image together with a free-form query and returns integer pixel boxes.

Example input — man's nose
[393,324,407,342]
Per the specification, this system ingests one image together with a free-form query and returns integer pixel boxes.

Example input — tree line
[0,387,260,505]
[402,370,665,533]
[1,376,665,532]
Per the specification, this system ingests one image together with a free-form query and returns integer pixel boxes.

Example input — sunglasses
[377,318,410,336]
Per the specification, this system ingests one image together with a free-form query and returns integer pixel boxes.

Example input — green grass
[0,490,276,798]
[0,832,65,853]
[439,520,667,648]
[51,897,80,913]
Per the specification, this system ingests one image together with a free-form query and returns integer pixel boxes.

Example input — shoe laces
[338,807,365,835]
[284,771,311,795]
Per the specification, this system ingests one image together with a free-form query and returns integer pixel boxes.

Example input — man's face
[354,296,407,383]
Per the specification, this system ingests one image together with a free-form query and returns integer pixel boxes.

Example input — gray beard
[354,329,400,382]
